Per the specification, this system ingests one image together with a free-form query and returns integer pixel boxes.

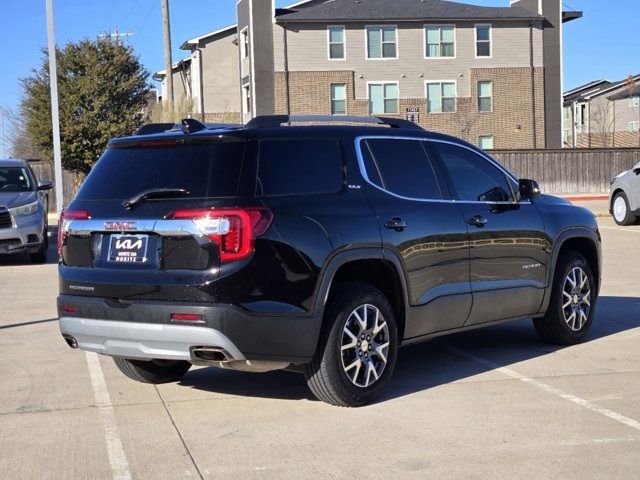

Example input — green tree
[20,38,150,174]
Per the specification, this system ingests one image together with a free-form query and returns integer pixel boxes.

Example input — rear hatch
[58,135,264,302]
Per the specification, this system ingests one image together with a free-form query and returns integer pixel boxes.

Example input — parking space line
[438,342,640,432]
[559,436,640,447]
[85,352,132,480]
[0,318,58,330]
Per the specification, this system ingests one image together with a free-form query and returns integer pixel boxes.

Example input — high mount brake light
[58,210,91,258]
[165,208,273,262]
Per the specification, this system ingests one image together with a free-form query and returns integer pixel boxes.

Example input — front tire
[113,358,191,384]
[612,191,636,226]
[305,282,398,407]
[30,224,48,263]
[533,251,597,345]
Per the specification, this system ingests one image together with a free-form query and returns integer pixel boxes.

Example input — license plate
[107,234,149,264]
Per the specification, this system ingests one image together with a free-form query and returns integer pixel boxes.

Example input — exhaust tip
[62,334,78,349]
[191,347,230,362]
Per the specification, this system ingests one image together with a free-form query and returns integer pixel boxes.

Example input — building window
[331,84,347,115]
[366,26,397,59]
[243,84,251,114]
[563,129,570,143]
[478,136,494,150]
[478,81,493,112]
[630,97,640,107]
[564,106,571,120]
[425,26,455,58]
[368,82,398,114]
[630,121,640,132]
[328,26,345,60]
[426,81,456,113]
[475,24,492,57]
[240,28,249,59]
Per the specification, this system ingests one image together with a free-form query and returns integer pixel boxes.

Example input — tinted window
[76,140,245,200]
[364,139,442,200]
[0,167,33,192]
[257,139,343,196]
[431,142,514,202]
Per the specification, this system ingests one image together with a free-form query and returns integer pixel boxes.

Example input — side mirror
[633,163,640,175]
[519,179,541,201]
[37,180,53,191]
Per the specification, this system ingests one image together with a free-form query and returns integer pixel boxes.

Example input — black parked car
[57,116,601,407]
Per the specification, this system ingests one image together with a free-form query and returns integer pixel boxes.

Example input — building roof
[152,57,193,81]
[180,0,324,50]
[608,83,640,101]
[563,74,640,105]
[180,24,237,51]
[275,0,543,22]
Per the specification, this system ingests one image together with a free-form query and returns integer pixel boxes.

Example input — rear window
[76,140,246,200]
[257,138,343,196]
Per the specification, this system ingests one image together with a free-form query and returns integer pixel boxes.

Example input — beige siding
[274,21,542,98]
[199,31,241,115]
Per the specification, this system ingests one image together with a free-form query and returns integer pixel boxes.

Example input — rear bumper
[59,317,245,361]
[57,295,320,363]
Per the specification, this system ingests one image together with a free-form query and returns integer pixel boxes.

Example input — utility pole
[161,0,174,106]
[45,0,64,214]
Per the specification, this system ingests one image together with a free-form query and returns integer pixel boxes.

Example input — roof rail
[245,115,423,130]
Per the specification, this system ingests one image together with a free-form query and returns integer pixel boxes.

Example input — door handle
[384,217,407,232]
[467,215,488,228]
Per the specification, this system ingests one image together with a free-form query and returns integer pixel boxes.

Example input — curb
[562,194,609,202]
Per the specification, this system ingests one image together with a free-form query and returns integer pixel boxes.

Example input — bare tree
[590,99,615,148]
[451,100,480,143]
[1,106,43,159]
[627,75,640,146]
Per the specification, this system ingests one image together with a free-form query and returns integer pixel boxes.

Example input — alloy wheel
[340,304,390,388]
[613,196,627,223]
[562,266,591,331]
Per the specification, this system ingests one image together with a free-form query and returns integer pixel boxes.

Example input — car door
[427,140,548,326]
[358,136,471,339]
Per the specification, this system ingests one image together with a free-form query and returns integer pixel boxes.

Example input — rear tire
[612,191,636,226]
[533,251,596,345]
[113,358,191,384]
[304,282,398,407]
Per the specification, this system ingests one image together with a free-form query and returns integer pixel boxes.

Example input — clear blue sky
[0,0,638,154]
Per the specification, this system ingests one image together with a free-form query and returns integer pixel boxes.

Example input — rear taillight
[165,207,272,263]
[170,313,203,323]
[57,210,91,259]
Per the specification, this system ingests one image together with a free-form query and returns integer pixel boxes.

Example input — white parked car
[610,162,640,226]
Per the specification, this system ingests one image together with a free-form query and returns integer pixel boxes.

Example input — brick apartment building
[156,0,582,149]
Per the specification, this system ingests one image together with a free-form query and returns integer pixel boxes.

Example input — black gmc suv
[58,116,601,407]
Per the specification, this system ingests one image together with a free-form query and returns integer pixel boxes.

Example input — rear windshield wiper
[122,188,190,209]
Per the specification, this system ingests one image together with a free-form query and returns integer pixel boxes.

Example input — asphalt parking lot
[1,215,639,480]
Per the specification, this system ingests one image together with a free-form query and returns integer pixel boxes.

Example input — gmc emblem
[104,221,137,231]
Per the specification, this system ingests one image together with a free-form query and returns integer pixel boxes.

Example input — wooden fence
[489,148,640,194]
[25,148,640,209]
[29,163,85,212]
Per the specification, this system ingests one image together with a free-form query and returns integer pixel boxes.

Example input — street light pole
[45,0,64,214]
